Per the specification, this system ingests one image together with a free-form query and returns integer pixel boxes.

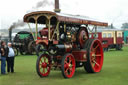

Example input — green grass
[0,47,128,85]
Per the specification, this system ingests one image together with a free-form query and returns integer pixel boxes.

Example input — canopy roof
[24,11,108,26]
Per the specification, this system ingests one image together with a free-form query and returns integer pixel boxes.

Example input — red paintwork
[24,11,108,27]
[89,32,102,40]
[72,50,87,62]
[40,28,48,36]
[36,40,48,45]
[36,27,57,45]
[116,37,123,44]
[102,38,113,45]
[53,40,59,44]
[37,36,42,40]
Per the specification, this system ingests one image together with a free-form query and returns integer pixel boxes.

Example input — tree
[107,24,116,29]
[121,23,128,29]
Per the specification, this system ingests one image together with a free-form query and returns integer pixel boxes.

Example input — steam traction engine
[24,11,108,78]
[13,31,35,55]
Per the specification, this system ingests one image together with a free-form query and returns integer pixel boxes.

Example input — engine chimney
[54,0,61,13]
[9,28,12,42]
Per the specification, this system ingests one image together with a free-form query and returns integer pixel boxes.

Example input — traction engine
[24,11,107,78]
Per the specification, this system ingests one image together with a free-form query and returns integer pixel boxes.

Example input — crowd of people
[0,40,15,75]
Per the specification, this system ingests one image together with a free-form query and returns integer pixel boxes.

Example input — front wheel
[28,41,36,55]
[61,53,76,78]
[116,44,122,50]
[84,39,104,73]
[36,53,51,77]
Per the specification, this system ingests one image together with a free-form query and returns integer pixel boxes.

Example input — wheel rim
[28,41,36,54]
[89,40,103,72]
[38,54,51,77]
[63,54,75,78]
[13,48,18,56]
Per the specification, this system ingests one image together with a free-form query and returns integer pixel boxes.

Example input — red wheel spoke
[39,67,42,70]
[44,57,46,62]
[39,64,42,67]
[94,61,100,67]
[91,57,95,62]
[40,59,43,63]
[94,44,99,50]
[43,68,45,73]
[95,54,101,56]
[69,59,72,64]
[65,68,69,74]
[91,52,95,57]
[65,58,67,62]
[69,68,72,74]
[65,60,68,64]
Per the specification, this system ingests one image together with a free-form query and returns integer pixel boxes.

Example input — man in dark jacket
[0,45,1,60]
[0,41,8,74]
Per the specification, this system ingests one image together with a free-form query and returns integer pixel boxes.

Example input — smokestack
[8,20,25,42]
[54,0,61,13]
[9,28,12,42]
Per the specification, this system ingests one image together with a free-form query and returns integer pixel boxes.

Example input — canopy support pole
[48,19,51,41]
[27,23,35,41]
[35,21,38,40]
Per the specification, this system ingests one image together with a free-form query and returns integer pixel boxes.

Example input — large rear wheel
[36,53,51,77]
[84,39,104,73]
[61,53,76,78]
[116,44,122,50]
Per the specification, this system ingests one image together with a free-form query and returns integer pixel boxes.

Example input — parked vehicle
[123,30,128,44]
[89,29,123,51]
[12,31,36,55]
[24,10,108,78]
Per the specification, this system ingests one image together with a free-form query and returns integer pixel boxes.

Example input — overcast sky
[0,0,128,30]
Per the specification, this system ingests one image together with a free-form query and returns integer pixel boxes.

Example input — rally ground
[0,47,128,85]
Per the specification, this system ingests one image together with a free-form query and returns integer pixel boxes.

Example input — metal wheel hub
[42,63,47,68]
[65,63,72,68]
[69,64,72,68]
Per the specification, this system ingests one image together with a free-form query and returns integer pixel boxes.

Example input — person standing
[0,41,8,74]
[7,42,15,73]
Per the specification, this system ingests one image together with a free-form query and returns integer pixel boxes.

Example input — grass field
[0,47,128,85]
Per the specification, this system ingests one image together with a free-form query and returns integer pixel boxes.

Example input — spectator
[0,41,8,74]
[0,44,1,60]
[0,40,1,60]
[7,42,15,73]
